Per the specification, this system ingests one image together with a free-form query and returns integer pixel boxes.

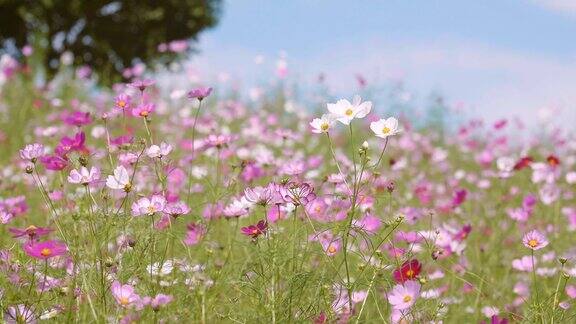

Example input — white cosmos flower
[327,95,372,125]
[310,114,336,134]
[147,142,172,158]
[106,165,131,191]
[370,117,401,138]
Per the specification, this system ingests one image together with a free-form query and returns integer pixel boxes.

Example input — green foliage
[0,0,221,84]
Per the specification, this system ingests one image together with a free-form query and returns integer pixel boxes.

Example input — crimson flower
[393,259,422,283]
[241,220,268,239]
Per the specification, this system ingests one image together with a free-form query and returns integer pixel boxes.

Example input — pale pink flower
[327,95,372,125]
[146,142,172,158]
[20,143,45,162]
[111,281,141,308]
[132,195,166,216]
[522,230,549,250]
[388,280,420,310]
[67,167,100,185]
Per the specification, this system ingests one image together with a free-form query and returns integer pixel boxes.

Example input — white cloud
[530,0,576,16]
[181,36,576,129]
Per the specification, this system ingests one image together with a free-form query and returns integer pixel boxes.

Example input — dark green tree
[0,0,221,84]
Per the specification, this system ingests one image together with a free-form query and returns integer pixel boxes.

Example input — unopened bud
[78,156,88,167]
[25,166,33,174]
[387,181,395,193]
[559,257,568,265]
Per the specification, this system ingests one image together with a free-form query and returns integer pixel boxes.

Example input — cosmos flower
[132,195,167,216]
[388,280,420,311]
[164,201,190,218]
[244,185,274,206]
[187,87,213,100]
[370,117,401,138]
[183,223,206,246]
[4,304,36,324]
[522,230,549,250]
[132,103,155,117]
[393,259,422,283]
[67,166,100,185]
[111,281,141,308]
[23,240,67,260]
[241,220,268,239]
[62,110,92,127]
[9,225,53,241]
[310,114,336,134]
[146,142,172,158]
[106,165,131,192]
[114,93,132,110]
[327,95,372,125]
[128,78,155,92]
[280,182,316,206]
[19,143,45,162]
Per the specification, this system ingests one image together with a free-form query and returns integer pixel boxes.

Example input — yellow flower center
[147,206,156,214]
[406,269,414,277]
[382,126,391,134]
[320,123,329,131]
[40,248,52,256]
[120,296,130,306]
[327,245,337,254]
[528,239,539,248]
[251,229,259,235]
[140,111,149,117]
[118,100,126,108]
[345,108,354,116]
[26,225,38,232]
[403,295,412,303]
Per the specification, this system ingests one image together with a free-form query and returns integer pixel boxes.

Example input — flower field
[1,55,576,323]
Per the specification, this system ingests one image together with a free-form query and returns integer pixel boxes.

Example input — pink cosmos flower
[67,166,100,185]
[114,93,132,110]
[23,240,67,260]
[19,143,45,162]
[522,230,549,250]
[128,78,155,92]
[132,195,166,216]
[9,225,53,241]
[512,256,536,272]
[187,87,213,100]
[4,304,36,324]
[164,201,190,218]
[149,294,173,310]
[387,280,420,310]
[111,281,141,308]
[183,223,206,246]
[244,185,274,206]
[280,182,316,206]
[131,103,155,117]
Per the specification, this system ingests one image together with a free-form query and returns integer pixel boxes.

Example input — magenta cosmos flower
[387,280,421,311]
[522,230,549,250]
[23,240,67,260]
[187,87,213,100]
[241,220,268,239]
[39,155,68,171]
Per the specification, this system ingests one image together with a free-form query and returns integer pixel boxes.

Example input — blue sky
[187,0,576,126]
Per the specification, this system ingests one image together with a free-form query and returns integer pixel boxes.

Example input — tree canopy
[0,0,222,84]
